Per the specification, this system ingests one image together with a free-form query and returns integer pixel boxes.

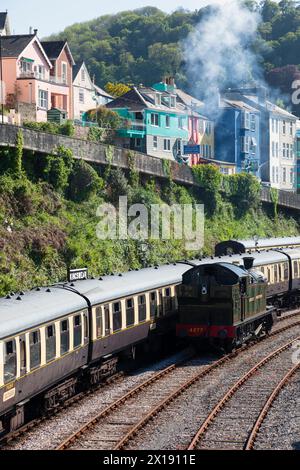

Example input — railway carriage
[0,263,190,436]
[215,237,300,256]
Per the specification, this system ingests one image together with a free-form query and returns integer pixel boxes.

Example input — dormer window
[170,95,176,108]
[155,93,162,106]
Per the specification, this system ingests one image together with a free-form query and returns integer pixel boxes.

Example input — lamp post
[0,32,4,124]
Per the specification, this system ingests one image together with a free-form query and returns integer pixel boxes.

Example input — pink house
[1,32,74,122]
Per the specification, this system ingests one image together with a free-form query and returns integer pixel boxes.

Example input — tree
[105,82,131,97]
[12,130,23,176]
[68,160,104,202]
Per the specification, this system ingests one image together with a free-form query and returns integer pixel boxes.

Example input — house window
[276,142,279,157]
[205,121,212,135]
[241,136,249,153]
[199,120,204,134]
[38,90,48,109]
[166,116,170,128]
[282,143,286,158]
[62,62,67,84]
[81,68,85,81]
[178,117,185,129]
[271,119,275,133]
[290,168,294,184]
[276,167,279,183]
[286,144,290,158]
[250,137,257,153]
[283,120,286,134]
[134,138,141,148]
[155,93,161,106]
[164,139,171,151]
[208,145,212,158]
[290,122,293,135]
[242,112,250,129]
[275,119,278,133]
[79,89,84,104]
[20,59,33,74]
[151,113,159,126]
[250,114,256,131]
[272,166,275,182]
[170,96,176,108]
[153,136,158,150]
[282,167,286,183]
[36,65,45,80]
[272,141,275,157]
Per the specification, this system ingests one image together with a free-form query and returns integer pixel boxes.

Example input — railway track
[186,336,300,450]
[55,317,300,451]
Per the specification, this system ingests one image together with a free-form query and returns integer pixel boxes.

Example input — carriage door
[19,335,27,377]
[240,278,247,322]
[102,304,111,349]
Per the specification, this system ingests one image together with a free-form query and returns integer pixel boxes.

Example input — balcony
[118,119,146,138]
[49,76,68,86]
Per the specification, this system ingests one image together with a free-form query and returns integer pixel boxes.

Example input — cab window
[4,339,16,384]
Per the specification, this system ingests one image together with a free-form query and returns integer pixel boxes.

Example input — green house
[106,86,189,161]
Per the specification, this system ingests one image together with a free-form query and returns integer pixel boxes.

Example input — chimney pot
[34,28,38,35]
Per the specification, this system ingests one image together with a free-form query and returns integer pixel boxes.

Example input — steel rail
[245,362,300,450]
[56,319,300,451]
[187,336,300,450]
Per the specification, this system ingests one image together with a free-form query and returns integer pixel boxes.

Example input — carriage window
[284,263,289,280]
[150,291,157,319]
[278,265,282,280]
[46,324,56,363]
[96,307,102,338]
[294,261,299,278]
[4,340,16,384]
[73,315,82,349]
[164,287,172,313]
[165,288,171,297]
[274,265,278,283]
[126,298,135,327]
[138,295,146,322]
[113,302,122,332]
[30,330,41,370]
[60,319,69,355]
[104,304,110,335]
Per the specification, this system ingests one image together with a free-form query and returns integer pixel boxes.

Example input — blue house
[215,97,261,175]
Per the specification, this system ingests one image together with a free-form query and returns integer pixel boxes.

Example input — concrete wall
[1,123,299,210]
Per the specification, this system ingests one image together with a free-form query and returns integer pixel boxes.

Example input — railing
[120,119,145,132]
[49,76,68,86]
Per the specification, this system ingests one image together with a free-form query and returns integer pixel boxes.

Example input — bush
[193,164,222,213]
[87,127,106,143]
[68,160,104,202]
[225,173,261,212]
[86,106,121,130]
[23,120,75,137]
[106,168,129,204]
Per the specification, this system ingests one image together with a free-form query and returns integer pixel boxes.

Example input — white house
[268,102,297,191]
[73,61,112,120]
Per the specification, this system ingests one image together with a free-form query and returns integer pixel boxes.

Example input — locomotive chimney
[243,257,254,270]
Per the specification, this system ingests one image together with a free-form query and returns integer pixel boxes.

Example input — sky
[3,0,225,37]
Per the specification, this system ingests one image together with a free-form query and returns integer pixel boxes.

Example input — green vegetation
[23,120,75,137]
[0,149,298,297]
[46,2,300,90]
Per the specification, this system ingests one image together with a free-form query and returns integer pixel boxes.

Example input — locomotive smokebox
[243,257,255,270]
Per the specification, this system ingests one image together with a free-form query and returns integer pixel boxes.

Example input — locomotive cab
[176,262,270,350]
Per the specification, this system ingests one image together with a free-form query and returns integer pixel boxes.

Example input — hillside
[0,138,298,297]
[46,2,300,107]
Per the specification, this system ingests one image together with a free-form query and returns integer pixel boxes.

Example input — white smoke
[183,1,263,118]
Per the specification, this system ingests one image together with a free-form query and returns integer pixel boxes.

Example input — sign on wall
[183,144,200,155]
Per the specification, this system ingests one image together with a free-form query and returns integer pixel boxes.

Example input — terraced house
[106,85,189,161]
[224,87,298,191]
[215,96,261,175]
